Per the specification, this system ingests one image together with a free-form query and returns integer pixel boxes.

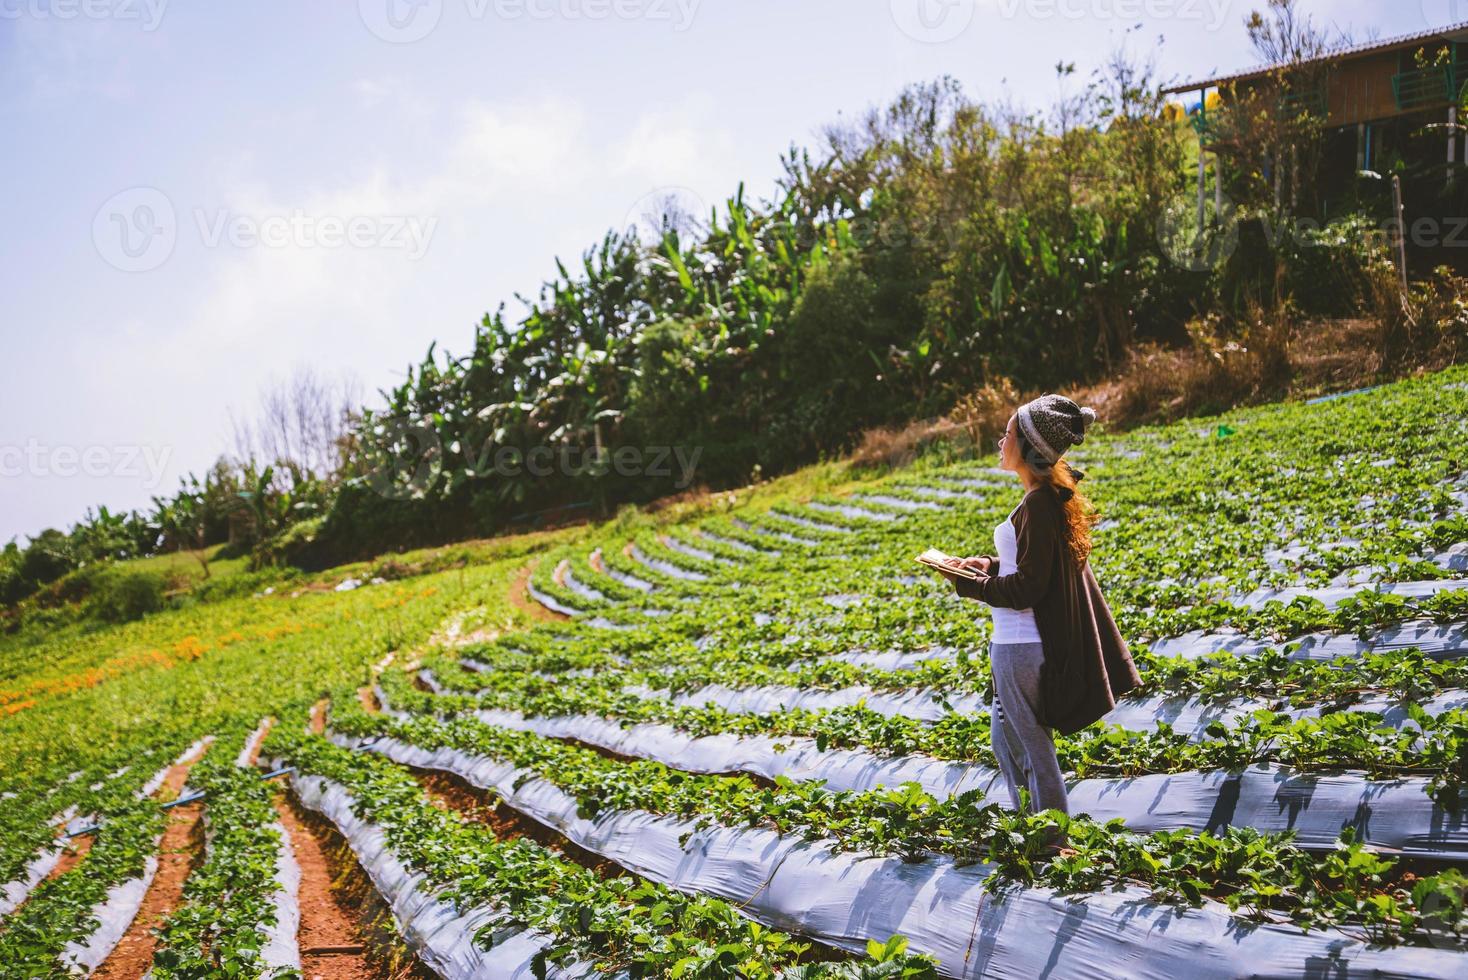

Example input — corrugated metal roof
[1163,20,1468,94]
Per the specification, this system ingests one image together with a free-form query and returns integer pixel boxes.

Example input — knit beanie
[1016,394,1096,466]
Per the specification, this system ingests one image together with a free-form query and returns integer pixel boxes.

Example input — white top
[990,503,1042,645]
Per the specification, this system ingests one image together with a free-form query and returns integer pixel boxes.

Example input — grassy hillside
[3,368,1467,976]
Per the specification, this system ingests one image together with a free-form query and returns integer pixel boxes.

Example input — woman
[939,394,1140,824]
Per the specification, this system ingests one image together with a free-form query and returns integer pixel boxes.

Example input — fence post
[1391,174,1408,291]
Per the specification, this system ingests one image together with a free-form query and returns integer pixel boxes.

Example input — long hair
[1016,431,1096,567]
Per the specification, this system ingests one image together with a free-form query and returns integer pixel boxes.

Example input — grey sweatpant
[990,641,1069,815]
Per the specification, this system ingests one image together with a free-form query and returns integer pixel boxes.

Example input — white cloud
[611,96,736,179]
[4,84,743,539]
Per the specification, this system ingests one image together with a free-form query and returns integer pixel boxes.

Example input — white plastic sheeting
[527,582,580,618]
[693,528,767,555]
[1437,542,1468,571]
[55,737,214,975]
[235,724,270,768]
[1235,577,1468,611]
[933,474,1009,491]
[346,731,1468,980]
[851,493,942,512]
[627,544,708,582]
[804,501,901,522]
[0,839,65,916]
[628,680,989,722]
[821,647,960,671]
[1149,619,1468,662]
[561,568,610,604]
[423,705,1468,861]
[766,509,853,534]
[59,856,159,975]
[659,535,733,566]
[0,806,76,914]
[445,643,1465,741]
[590,616,645,631]
[596,562,656,593]
[897,484,988,501]
[1103,689,1468,737]
[258,819,301,974]
[286,771,592,980]
[730,517,817,548]
[238,721,301,974]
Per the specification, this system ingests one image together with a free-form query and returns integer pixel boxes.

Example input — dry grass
[1076,311,1293,427]
[857,281,1468,459]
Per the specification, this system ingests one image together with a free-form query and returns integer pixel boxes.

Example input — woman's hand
[959,556,994,575]
[934,558,966,581]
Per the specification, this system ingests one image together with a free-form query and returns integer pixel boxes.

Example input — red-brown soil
[91,739,212,979]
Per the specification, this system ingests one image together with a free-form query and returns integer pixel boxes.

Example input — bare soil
[91,739,212,979]
[509,561,569,623]
[273,795,380,980]
[413,769,625,878]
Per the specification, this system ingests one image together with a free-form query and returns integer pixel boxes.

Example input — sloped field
[5,368,1468,977]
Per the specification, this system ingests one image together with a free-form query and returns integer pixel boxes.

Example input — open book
[914,548,982,581]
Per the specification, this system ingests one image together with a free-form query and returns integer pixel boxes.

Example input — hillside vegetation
[17,3,1468,608]
[1,366,1466,975]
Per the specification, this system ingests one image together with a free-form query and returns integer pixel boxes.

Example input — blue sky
[0,0,1444,543]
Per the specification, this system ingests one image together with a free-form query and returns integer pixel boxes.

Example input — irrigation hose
[62,767,295,839]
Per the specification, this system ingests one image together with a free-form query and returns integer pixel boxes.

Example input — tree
[1227,0,1348,212]
[230,365,360,482]
[153,479,211,579]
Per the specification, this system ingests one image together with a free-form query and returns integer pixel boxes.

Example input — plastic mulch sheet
[805,501,902,522]
[286,772,591,980]
[57,737,213,974]
[729,517,817,548]
[851,493,942,512]
[58,856,159,974]
[258,819,301,974]
[560,568,609,604]
[694,529,769,555]
[659,535,733,566]
[627,544,707,582]
[1236,578,1468,611]
[1149,620,1468,662]
[526,582,580,618]
[430,704,1468,861]
[347,733,1467,980]
[628,680,989,722]
[0,839,65,916]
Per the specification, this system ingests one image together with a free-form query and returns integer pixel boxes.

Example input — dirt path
[290,701,401,979]
[414,770,624,877]
[509,561,568,623]
[92,739,213,980]
[273,796,376,980]
[42,830,94,886]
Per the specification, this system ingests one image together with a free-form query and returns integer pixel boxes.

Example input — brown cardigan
[953,485,1140,736]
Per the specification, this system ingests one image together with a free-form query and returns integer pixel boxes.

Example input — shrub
[87,568,167,624]
[190,567,296,604]
[949,378,1022,451]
